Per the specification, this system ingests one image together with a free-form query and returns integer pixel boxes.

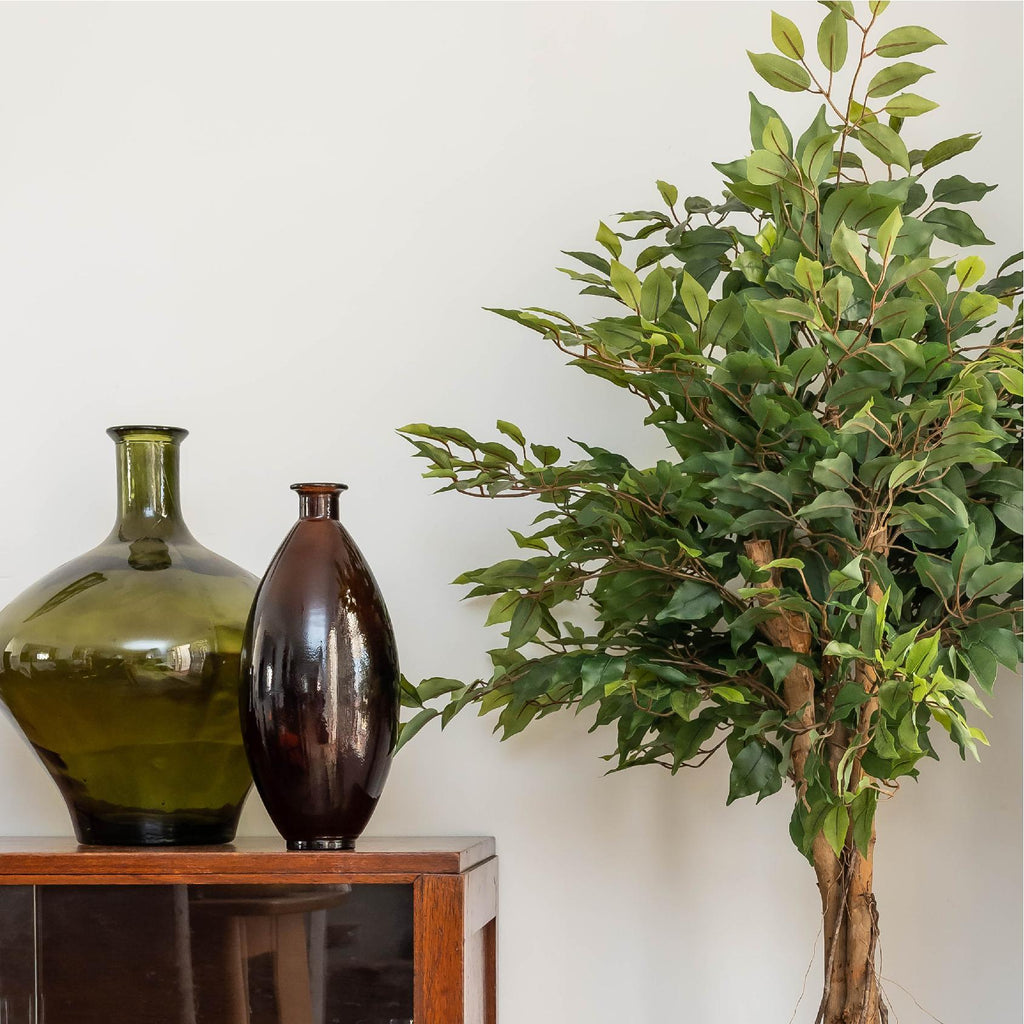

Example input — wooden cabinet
[0,837,496,1024]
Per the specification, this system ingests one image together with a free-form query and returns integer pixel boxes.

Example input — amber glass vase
[241,483,399,850]
[0,426,257,845]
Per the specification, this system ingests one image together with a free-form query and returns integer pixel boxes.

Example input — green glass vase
[0,426,257,845]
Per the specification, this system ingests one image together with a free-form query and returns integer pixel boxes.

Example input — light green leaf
[762,117,793,157]
[748,51,812,92]
[640,265,674,321]
[875,207,903,262]
[656,180,678,207]
[823,804,849,858]
[595,221,622,259]
[955,256,986,288]
[817,7,849,72]
[795,255,824,293]
[875,25,945,59]
[866,61,933,98]
[857,122,910,171]
[747,148,789,186]
[496,419,525,447]
[884,93,938,117]
[485,591,521,626]
[771,11,805,59]
[609,260,643,309]
[889,458,926,488]
[820,273,855,316]
[959,292,999,321]
[679,271,710,323]
[712,685,749,704]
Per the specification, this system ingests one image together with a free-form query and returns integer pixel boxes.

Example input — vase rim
[290,482,349,494]
[107,425,189,444]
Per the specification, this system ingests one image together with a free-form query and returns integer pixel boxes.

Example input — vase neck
[292,482,348,521]
[108,426,192,541]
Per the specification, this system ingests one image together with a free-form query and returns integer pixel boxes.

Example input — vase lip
[107,425,189,444]
[291,482,349,494]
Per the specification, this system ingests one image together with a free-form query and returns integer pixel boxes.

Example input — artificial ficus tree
[398,3,1022,1021]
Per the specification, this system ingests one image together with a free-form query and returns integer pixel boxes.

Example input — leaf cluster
[398,1,1022,860]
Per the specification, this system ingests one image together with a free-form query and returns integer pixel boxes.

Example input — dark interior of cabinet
[0,883,414,1024]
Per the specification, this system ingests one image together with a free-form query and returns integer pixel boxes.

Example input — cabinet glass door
[0,883,414,1024]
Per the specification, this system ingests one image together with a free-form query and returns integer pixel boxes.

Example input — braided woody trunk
[746,540,886,1024]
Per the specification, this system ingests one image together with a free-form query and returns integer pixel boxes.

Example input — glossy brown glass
[241,484,399,851]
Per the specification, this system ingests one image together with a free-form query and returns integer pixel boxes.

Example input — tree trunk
[743,540,888,1024]
[814,826,886,1024]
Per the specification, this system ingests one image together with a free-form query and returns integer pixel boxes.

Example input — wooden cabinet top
[0,836,496,884]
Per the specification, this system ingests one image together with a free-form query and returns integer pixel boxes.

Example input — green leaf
[889,458,926,488]
[875,25,945,58]
[529,443,560,466]
[920,133,981,171]
[656,180,678,207]
[762,117,793,157]
[869,0,890,13]
[823,804,849,858]
[581,654,626,695]
[850,789,877,856]
[596,221,622,259]
[884,93,938,117]
[820,273,855,316]
[955,256,986,288]
[679,271,710,323]
[817,7,849,72]
[747,51,812,92]
[703,295,744,347]
[866,62,933,98]
[959,292,999,321]
[801,133,837,184]
[932,175,997,204]
[813,452,854,489]
[771,11,805,59]
[922,208,993,246]
[508,599,544,649]
[795,255,824,292]
[727,741,779,804]
[640,265,674,321]
[966,562,1021,600]
[857,122,910,171]
[657,580,721,622]
[785,345,827,386]
[747,148,789,186]
[834,683,871,719]
[396,707,439,751]
[486,591,521,626]
[875,207,903,262]
[496,419,525,447]
[609,260,643,308]
[798,490,855,520]
[830,221,869,278]
[712,685,749,704]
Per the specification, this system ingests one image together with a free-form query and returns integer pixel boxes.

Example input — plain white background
[0,2,1020,1021]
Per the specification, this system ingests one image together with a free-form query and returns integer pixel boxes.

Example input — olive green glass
[0,427,257,845]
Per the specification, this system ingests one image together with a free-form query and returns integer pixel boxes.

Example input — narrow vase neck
[293,483,347,521]
[108,426,192,541]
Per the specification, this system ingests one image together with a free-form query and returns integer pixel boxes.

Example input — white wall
[0,2,1019,1021]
